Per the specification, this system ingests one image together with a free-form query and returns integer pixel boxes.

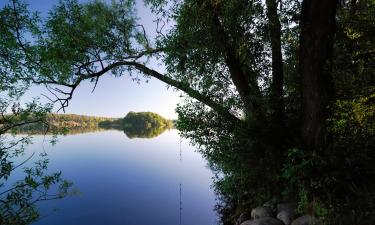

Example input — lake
[13,129,217,225]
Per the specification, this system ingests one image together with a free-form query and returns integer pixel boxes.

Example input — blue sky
[18,0,181,119]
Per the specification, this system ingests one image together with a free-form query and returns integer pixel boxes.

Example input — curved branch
[42,60,241,123]
[124,62,241,123]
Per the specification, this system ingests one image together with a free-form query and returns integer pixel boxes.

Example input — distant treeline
[47,114,117,128]
[99,111,173,129]
[12,112,173,137]
[99,112,174,138]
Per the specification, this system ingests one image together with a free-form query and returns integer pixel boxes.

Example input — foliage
[47,114,116,127]
[277,2,375,223]
[47,113,115,134]
[6,113,115,135]
[0,102,73,224]
[0,153,72,225]
[123,111,173,129]
[0,1,73,223]
[100,111,173,138]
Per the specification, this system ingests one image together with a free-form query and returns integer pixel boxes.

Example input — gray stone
[251,206,273,219]
[240,217,284,225]
[236,212,252,225]
[291,215,321,225]
[277,203,297,214]
[277,210,293,225]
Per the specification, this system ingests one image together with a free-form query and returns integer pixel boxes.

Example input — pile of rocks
[237,203,321,225]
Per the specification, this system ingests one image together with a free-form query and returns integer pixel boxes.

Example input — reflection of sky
[14,130,218,225]
[2,0,181,119]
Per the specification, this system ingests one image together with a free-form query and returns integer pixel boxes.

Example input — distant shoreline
[9,112,175,138]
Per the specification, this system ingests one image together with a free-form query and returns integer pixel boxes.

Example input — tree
[299,0,338,151]
[0,1,72,223]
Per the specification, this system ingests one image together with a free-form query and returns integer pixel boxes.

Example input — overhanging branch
[41,60,241,123]
[124,61,241,123]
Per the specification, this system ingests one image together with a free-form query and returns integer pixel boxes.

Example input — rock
[277,210,293,225]
[240,217,284,225]
[251,206,273,219]
[291,215,321,225]
[277,203,297,214]
[236,212,252,225]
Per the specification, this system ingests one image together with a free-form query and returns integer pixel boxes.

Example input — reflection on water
[13,123,170,138]
[20,129,216,225]
[0,135,72,225]
[122,125,170,139]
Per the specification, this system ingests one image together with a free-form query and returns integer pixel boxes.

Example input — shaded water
[18,130,216,225]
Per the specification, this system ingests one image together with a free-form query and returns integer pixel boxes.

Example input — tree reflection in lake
[0,114,73,225]
[122,124,170,139]
[14,124,171,139]
[0,147,72,225]
[1,115,171,224]
[13,114,172,139]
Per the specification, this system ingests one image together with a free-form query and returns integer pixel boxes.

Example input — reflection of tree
[123,125,169,139]
[16,124,170,139]
[0,150,72,225]
[14,119,172,138]
[14,124,109,135]
[14,114,118,136]
[1,117,72,224]
[0,103,73,224]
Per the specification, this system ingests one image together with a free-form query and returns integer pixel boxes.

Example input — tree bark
[266,0,285,146]
[299,0,338,150]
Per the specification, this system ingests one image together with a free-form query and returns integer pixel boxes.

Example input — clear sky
[18,0,181,119]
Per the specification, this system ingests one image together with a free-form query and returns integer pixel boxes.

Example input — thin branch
[135,24,150,48]
[10,152,35,173]
[0,136,28,151]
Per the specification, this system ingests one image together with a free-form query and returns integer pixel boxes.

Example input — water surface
[22,130,216,225]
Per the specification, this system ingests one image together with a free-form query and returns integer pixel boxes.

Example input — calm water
[17,129,217,225]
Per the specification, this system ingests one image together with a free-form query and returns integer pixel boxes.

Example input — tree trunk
[210,15,263,121]
[266,0,285,147]
[299,0,338,150]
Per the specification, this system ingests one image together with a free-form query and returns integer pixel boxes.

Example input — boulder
[240,217,284,225]
[277,210,293,225]
[291,215,321,225]
[236,212,252,225]
[251,206,273,219]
